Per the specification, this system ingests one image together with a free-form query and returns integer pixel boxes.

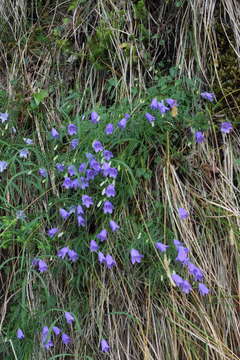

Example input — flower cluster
[2,93,218,354]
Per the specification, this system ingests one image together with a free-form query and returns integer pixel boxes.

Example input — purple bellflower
[90,240,99,252]
[62,333,71,345]
[195,131,205,143]
[52,326,61,336]
[96,229,108,242]
[155,242,169,252]
[92,140,104,153]
[145,113,155,123]
[178,208,189,219]
[19,149,30,159]
[103,200,114,214]
[65,312,74,324]
[82,195,93,208]
[103,184,116,197]
[105,123,114,135]
[0,161,8,172]
[47,227,59,238]
[200,92,216,102]
[17,328,25,339]
[130,249,144,264]
[220,122,233,134]
[105,254,117,268]
[0,112,9,123]
[109,220,120,232]
[90,111,100,123]
[100,339,110,352]
[38,259,48,272]
[51,128,59,139]
[56,163,65,172]
[39,168,48,177]
[67,124,77,136]
[187,263,204,281]
[57,247,69,259]
[198,283,209,295]
[98,251,105,263]
[150,98,158,110]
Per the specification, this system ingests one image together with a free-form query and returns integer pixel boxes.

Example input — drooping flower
[38,260,48,272]
[55,163,65,172]
[173,239,183,249]
[77,215,86,227]
[155,242,169,252]
[0,112,9,123]
[150,98,158,110]
[96,229,108,242]
[86,169,97,181]
[105,123,114,135]
[19,149,30,158]
[41,326,53,350]
[17,328,25,339]
[92,140,104,153]
[178,208,189,219]
[39,168,48,177]
[103,184,116,198]
[145,113,155,123]
[103,200,114,214]
[100,339,110,352]
[82,195,93,208]
[117,117,127,129]
[79,162,87,173]
[200,92,216,102]
[62,333,71,345]
[103,150,113,161]
[67,123,77,136]
[90,159,101,172]
[85,152,94,160]
[59,208,70,220]
[157,100,169,114]
[130,249,144,264]
[109,220,120,232]
[198,283,209,295]
[64,312,74,324]
[68,165,77,176]
[171,273,183,286]
[220,122,233,134]
[166,98,178,108]
[195,131,205,144]
[124,113,131,119]
[187,263,204,281]
[51,128,59,139]
[105,254,117,268]
[79,177,89,189]
[0,161,8,172]
[180,279,192,294]
[23,138,33,145]
[90,240,99,252]
[57,247,69,259]
[101,163,118,179]
[70,138,79,149]
[90,111,100,123]
[98,251,105,263]
[62,177,72,189]
[67,249,79,262]
[175,246,189,264]
[47,227,59,238]
[76,205,84,215]
[52,326,61,336]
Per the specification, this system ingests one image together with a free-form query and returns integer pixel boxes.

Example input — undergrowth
[0,1,239,360]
